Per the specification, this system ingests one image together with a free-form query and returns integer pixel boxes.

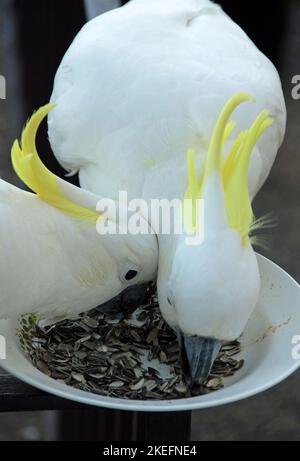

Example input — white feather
[49,0,286,204]
[0,179,157,320]
[48,0,286,340]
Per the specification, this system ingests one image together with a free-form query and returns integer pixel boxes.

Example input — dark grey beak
[180,334,222,386]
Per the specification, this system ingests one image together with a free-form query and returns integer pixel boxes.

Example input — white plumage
[0,176,157,320]
[49,0,286,203]
[6,0,285,381]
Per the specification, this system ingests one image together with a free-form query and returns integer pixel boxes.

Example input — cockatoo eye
[125,270,138,281]
[119,262,141,284]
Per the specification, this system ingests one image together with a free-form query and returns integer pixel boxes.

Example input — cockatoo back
[49,0,286,205]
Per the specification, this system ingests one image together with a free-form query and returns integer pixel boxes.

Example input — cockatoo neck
[200,171,228,236]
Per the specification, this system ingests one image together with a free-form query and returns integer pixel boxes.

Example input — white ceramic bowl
[1,254,300,412]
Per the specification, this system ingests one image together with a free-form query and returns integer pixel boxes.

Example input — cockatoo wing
[49,0,286,204]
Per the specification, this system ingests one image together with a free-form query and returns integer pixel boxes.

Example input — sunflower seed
[130,378,145,391]
[17,285,244,401]
[109,381,125,389]
[82,317,99,329]
[71,373,86,384]
[36,360,51,376]
[175,382,188,394]
[207,378,223,390]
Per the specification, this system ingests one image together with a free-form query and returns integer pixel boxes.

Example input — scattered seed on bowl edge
[17,289,244,400]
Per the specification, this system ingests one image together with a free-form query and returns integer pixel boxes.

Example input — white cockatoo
[0,106,158,320]
[48,0,286,383]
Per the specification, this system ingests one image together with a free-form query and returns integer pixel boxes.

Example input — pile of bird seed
[17,293,244,400]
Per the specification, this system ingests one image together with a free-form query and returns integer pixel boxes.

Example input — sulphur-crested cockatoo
[0,106,157,320]
[48,0,286,383]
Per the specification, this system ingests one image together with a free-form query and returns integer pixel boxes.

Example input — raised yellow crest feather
[185,93,273,244]
[11,104,100,223]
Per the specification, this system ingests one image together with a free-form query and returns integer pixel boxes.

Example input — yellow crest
[11,104,100,223]
[185,93,273,245]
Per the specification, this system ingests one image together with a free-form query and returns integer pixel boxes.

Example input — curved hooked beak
[179,333,222,387]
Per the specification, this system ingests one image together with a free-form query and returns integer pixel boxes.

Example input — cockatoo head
[157,93,273,384]
[11,105,158,318]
